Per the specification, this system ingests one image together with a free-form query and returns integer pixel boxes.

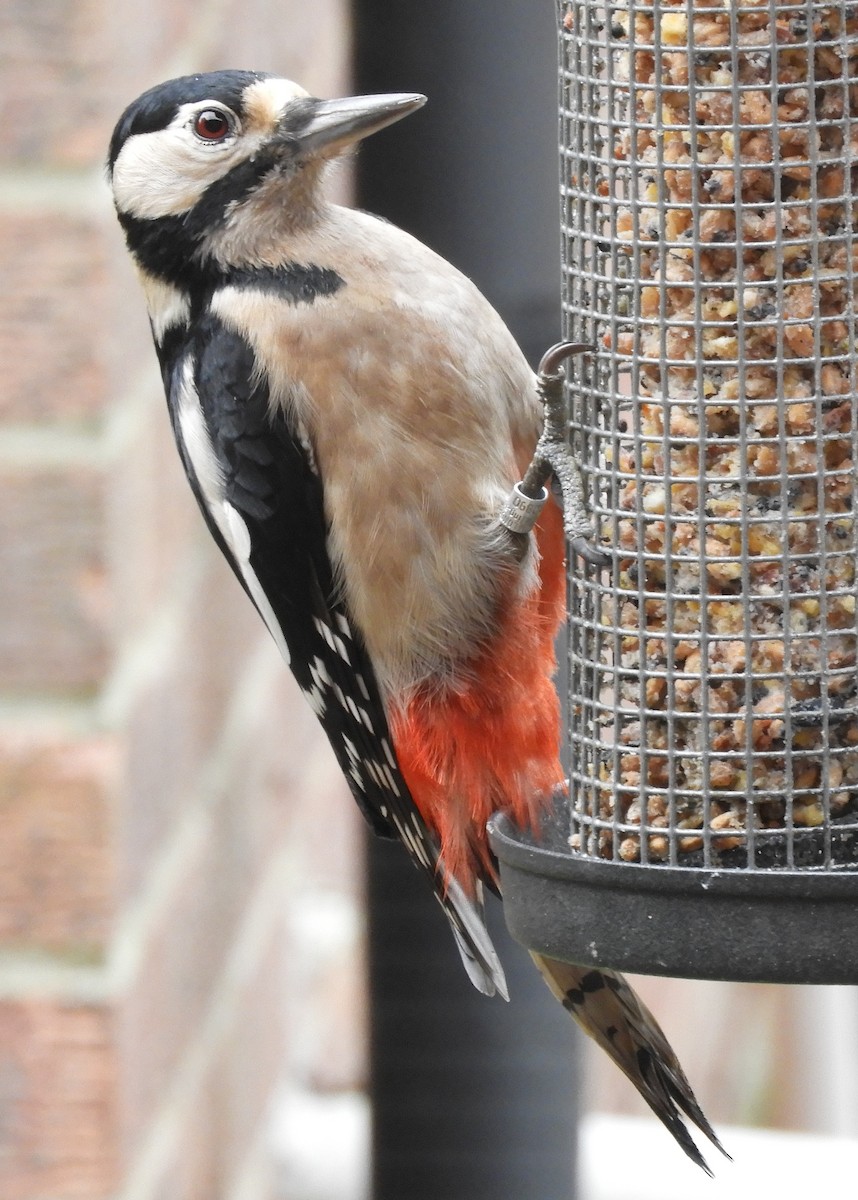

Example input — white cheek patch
[174,358,292,664]
[112,101,270,221]
[113,126,229,218]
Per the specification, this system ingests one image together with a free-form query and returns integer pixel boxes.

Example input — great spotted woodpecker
[108,71,724,1172]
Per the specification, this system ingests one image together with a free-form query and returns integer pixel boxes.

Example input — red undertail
[390,499,566,888]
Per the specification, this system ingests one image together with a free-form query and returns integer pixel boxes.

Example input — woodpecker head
[107,70,425,285]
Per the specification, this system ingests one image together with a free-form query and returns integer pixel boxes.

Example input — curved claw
[570,535,612,567]
[501,337,609,564]
[537,340,594,379]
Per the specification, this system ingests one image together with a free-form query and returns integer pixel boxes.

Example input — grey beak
[298,92,426,155]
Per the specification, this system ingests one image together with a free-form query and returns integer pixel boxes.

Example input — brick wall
[0,5,366,1199]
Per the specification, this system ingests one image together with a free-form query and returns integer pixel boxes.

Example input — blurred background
[1,2,857,1198]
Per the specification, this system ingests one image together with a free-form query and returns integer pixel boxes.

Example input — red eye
[193,109,232,141]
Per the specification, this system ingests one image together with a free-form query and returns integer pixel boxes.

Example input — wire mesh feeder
[490,0,858,983]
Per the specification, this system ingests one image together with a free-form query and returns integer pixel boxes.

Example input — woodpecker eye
[193,109,233,142]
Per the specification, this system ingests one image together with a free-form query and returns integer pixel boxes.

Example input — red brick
[0,0,114,166]
[205,920,286,1187]
[105,393,200,650]
[117,828,249,1156]
[285,733,365,898]
[137,917,285,1200]
[279,746,368,1094]
[181,548,277,756]
[0,0,196,168]
[0,999,118,1199]
[298,916,368,1094]
[103,241,171,398]
[117,683,320,1146]
[0,213,152,425]
[0,464,110,693]
[116,545,264,905]
[0,727,117,954]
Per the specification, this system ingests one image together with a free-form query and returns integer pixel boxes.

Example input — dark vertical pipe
[353,1,561,360]
[354,4,580,1198]
[366,846,577,1200]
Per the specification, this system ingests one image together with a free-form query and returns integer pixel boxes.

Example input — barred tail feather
[531,953,728,1175]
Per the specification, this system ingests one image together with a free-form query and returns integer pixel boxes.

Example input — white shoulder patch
[174,357,291,664]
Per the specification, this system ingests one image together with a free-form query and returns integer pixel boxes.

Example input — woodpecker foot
[498,341,610,567]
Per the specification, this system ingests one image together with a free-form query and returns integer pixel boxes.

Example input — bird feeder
[490,0,858,983]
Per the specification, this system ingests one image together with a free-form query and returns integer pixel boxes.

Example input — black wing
[160,306,506,996]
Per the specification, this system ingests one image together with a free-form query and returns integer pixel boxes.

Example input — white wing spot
[310,656,331,688]
[303,684,326,717]
[392,814,421,859]
[381,764,401,796]
[314,618,336,651]
[311,621,348,663]
[365,759,383,788]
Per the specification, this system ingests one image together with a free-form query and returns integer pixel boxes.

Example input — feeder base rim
[489,812,858,984]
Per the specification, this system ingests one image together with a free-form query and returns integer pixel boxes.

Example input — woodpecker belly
[212,207,545,701]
